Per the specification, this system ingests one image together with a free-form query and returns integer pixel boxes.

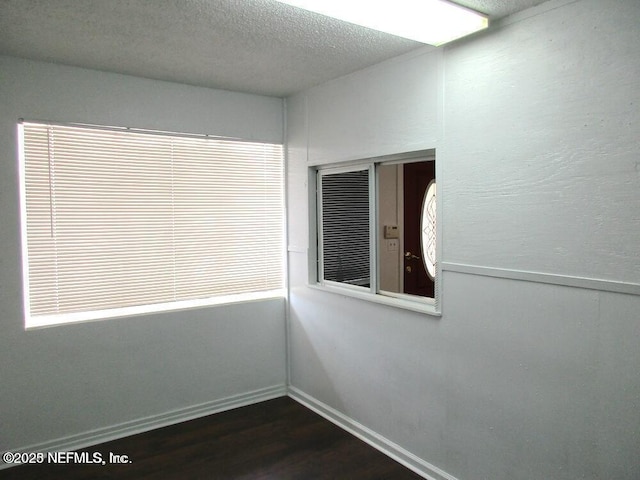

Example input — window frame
[310,150,441,316]
[18,120,286,329]
[317,163,375,292]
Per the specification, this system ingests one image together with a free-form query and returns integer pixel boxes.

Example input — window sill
[25,290,286,330]
[308,283,441,317]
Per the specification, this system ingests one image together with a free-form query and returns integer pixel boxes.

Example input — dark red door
[403,161,435,298]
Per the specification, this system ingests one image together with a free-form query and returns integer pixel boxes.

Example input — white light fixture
[275,0,488,46]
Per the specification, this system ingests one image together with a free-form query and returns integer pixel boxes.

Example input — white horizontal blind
[20,122,284,325]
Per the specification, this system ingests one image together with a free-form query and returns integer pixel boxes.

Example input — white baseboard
[1,384,287,470]
[3,385,457,479]
[288,387,458,480]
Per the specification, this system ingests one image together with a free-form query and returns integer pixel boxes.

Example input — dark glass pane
[321,170,370,287]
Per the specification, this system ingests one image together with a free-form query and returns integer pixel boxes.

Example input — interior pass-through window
[315,152,438,313]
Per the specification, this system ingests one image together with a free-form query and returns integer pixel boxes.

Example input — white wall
[286,1,640,479]
[443,0,640,282]
[0,56,287,453]
[305,48,441,165]
[378,164,401,292]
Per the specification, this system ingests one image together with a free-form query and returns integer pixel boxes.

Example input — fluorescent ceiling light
[275,0,488,46]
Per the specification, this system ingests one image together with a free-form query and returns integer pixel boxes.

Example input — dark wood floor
[1,396,423,479]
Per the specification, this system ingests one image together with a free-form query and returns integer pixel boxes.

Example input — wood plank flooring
[0,396,423,479]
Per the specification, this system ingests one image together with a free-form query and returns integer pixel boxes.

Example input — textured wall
[443,0,640,282]
[0,56,286,452]
[305,49,440,165]
[286,1,640,479]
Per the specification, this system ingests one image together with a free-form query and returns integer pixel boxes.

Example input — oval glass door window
[421,181,436,279]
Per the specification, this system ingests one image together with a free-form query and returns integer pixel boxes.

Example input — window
[422,180,437,280]
[314,152,439,314]
[319,167,371,287]
[19,121,284,328]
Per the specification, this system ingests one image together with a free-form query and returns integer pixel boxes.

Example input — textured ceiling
[0,0,549,97]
